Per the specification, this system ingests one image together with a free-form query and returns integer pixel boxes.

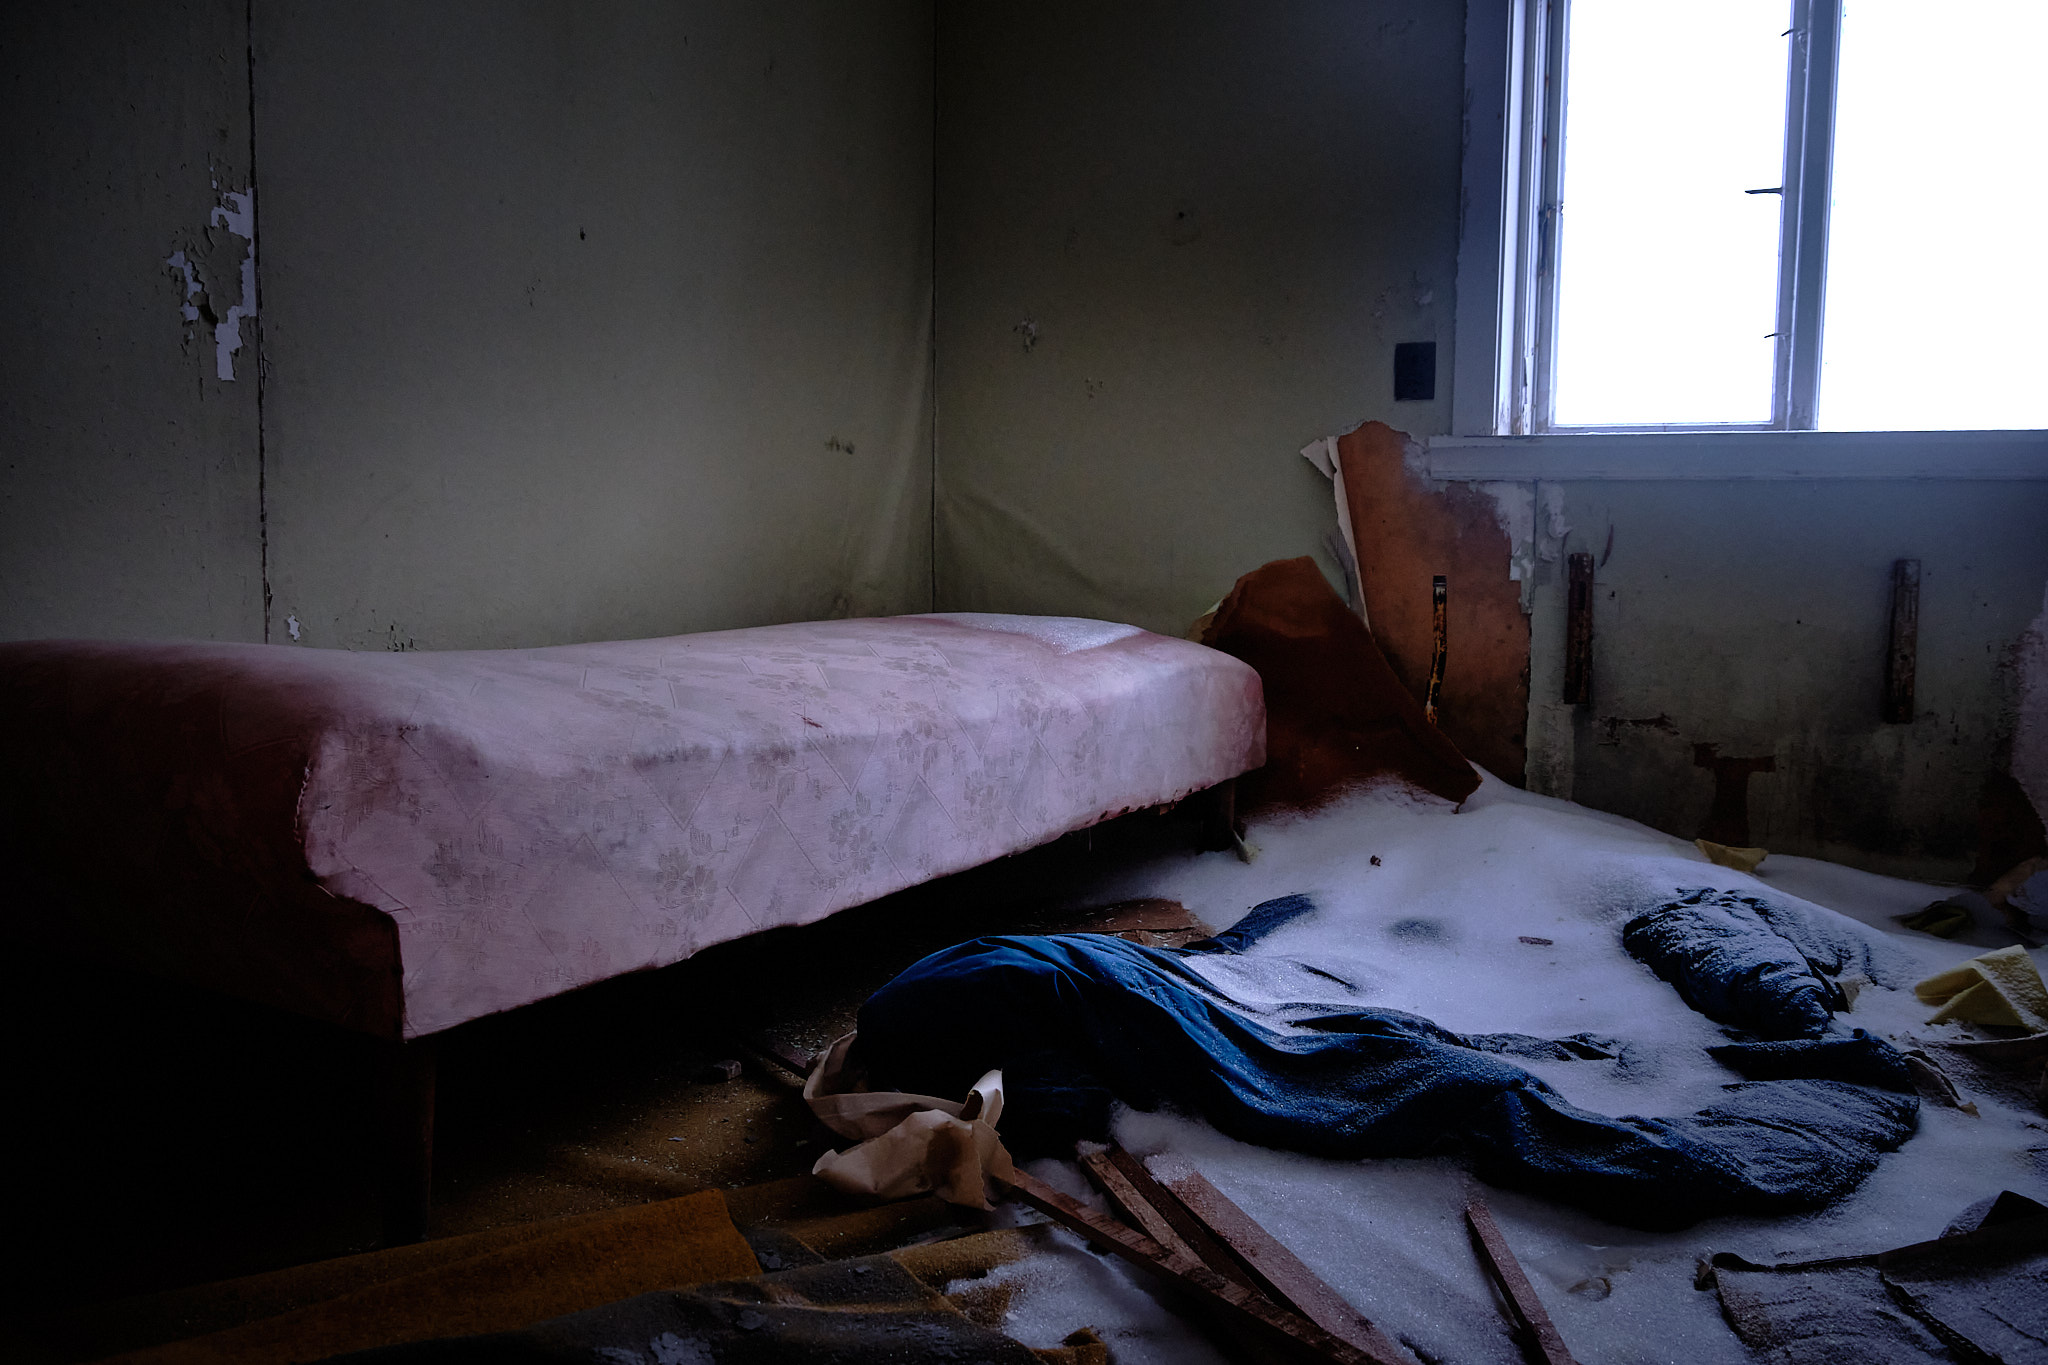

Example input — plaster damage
[163,182,258,380]
[163,250,203,338]
[1299,436,1366,621]
[1333,421,1531,782]
[208,187,257,381]
[1480,479,1569,605]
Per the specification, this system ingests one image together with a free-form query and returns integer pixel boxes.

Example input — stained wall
[1524,479,2048,877]
[0,2,263,641]
[2,1,936,650]
[933,1,1462,635]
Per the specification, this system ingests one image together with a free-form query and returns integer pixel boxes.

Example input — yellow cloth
[113,1190,759,1364]
[1696,839,1767,872]
[1915,945,2048,1032]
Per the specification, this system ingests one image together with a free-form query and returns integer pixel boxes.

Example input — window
[1455,0,2048,437]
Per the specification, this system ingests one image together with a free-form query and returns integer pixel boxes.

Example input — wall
[9,3,2042,876]
[1524,480,2048,878]
[258,2,935,650]
[1,1,935,650]
[934,0,2047,877]
[0,2,264,641]
[934,1,1463,636]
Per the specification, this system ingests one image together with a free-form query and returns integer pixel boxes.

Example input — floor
[6,803,1216,1348]
[14,784,2042,1364]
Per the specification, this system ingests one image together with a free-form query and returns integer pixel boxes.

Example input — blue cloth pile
[1621,886,1906,1038]
[853,893,1918,1229]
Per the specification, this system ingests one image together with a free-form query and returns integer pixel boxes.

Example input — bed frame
[1,613,1264,1240]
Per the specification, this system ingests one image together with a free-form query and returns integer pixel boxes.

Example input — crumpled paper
[1916,944,2048,1032]
[803,1032,1015,1209]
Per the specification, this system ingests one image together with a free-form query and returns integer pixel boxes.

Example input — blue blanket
[853,895,1917,1229]
[1621,887,1905,1038]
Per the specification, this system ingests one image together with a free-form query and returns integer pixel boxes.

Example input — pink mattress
[0,615,1264,1039]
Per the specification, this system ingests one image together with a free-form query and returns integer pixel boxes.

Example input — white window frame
[1444,0,2048,477]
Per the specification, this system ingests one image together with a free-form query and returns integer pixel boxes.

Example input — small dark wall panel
[1884,558,1919,724]
[1563,551,1594,704]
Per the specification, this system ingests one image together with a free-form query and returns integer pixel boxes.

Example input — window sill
[1425,429,2048,481]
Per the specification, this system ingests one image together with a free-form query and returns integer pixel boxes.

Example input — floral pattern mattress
[0,615,1264,1038]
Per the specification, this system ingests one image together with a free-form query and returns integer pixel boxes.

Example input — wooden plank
[1077,1151,1283,1362]
[1078,1150,1199,1262]
[1157,1169,1419,1365]
[1425,575,1447,725]
[995,1169,1403,1365]
[1884,557,1919,723]
[1464,1199,1578,1365]
[1192,778,1251,862]
[1563,552,1594,705]
[1101,1148,1262,1294]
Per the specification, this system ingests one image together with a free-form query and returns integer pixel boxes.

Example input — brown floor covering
[8,805,1224,1361]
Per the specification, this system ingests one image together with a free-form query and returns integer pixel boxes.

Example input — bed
[0,612,1264,1041]
[1,612,1263,1236]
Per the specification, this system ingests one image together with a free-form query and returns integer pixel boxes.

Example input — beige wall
[0,2,264,641]
[2,1,936,650]
[934,1,1463,635]
[932,1,2047,875]
[8,2,2042,874]
[1525,480,2048,876]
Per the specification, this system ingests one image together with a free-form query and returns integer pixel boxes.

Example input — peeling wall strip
[1426,575,1447,724]
[1300,436,1368,627]
[208,188,256,382]
[164,250,202,325]
[1884,558,1920,724]
[245,0,269,642]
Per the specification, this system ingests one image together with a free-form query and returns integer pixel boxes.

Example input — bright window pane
[1818,0,2048,431]
[1551,2,1790,427]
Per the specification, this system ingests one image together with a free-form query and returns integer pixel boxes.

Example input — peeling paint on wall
[163,250,203,338]
[1299,435,1367,622]
[1336,421,1531,783]
[208,186,257,381]
[1479,479,1570,604]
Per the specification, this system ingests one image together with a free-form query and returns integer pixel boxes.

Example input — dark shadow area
[4,803,1214,1334]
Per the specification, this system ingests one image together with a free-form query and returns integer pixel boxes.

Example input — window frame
[1459,0,1845,437]
[1446,0,2047,474]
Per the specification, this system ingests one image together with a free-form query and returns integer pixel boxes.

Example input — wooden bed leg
[377,1036,436,1246]
[1195,779,1252,863]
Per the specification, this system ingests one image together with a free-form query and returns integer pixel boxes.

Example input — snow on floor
[955,776,2048,1365]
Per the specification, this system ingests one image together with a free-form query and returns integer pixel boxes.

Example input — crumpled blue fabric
[1621,887,1904,1039]
[853,897,1918,1230]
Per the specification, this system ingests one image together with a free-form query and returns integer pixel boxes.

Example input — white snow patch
[962,775,2048,1364]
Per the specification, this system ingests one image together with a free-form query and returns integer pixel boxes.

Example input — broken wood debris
[997,1162,1415,1365]
[1155,1166,1419,1365]
[1465,1197,1579,1365]
[1092,1148,1261,1294]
